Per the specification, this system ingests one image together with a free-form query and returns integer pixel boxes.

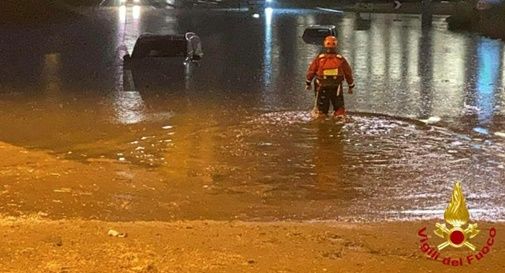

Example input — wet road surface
[0,3,504,222]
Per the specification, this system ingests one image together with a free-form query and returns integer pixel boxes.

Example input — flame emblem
[444,182,469,227]
[434,182,480,251]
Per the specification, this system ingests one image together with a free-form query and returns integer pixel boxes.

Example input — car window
[132,37,187,58]
[303,28,333,45]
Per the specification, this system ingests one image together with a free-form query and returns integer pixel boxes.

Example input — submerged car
[122,33,203,90]
[302,25,338,45]
[123,32,203,65]
[123,34,188,66]
[121,0,141,5]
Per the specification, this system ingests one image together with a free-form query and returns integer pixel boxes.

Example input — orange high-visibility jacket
[306,53,355,89]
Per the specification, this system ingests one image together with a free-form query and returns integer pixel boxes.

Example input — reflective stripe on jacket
[306,53,355,88]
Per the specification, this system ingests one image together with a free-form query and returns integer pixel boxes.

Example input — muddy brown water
[0,6,504,221]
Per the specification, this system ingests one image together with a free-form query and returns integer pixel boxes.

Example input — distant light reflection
[114,2,145,124]
[263,7,273,86]
[389,22,401,79]
[132,5,141,20]
[124,4,142,54]
[295,12,314,26]
[431,31,466,116]
[407,28,419,76]
[265,7,273,20]
[340,17,354,52]
[119,5,126,23]
[160,11,178,34]
[370,23,385,79]
[476,38,501,126]
[352,31,369,80]
[42,53,62,96]
[114,91,145,124]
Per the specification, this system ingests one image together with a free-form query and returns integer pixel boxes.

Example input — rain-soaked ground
[0,2,505,222]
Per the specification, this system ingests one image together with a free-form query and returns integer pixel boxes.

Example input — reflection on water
[42,53,62,98]
[476,38,501,127]
[115,4,145,124]
[122,4,142,54]
[132,5,141,20]
[0,9,504,221]
[262,7,273,87]
[119,5,126,23]
[113,91,145,124]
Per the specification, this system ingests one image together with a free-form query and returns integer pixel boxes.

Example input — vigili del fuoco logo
[417,182,497,266]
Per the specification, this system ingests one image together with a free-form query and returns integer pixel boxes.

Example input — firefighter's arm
[341,57,355,93]
[305,57,319,90]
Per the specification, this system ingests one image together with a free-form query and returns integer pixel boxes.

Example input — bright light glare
[119,5,126,23]
[265,7,273,25]
[133,5,141,19]
[114,91,145,125]
[252,13,260,18]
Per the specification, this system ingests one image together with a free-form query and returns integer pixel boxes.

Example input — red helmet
[323,36,337,49]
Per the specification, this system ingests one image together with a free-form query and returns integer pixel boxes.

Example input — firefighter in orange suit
[305,36,355,118]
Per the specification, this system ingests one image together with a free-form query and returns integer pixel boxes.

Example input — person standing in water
[185,31,203,62]
[305,36,355,119]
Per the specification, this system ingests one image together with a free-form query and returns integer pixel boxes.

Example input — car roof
[137,33,186,43]
[306,25,336,29]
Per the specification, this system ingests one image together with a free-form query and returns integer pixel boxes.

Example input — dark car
[122,33,202,91]
[123,34,188,66]
[302,25,338,45]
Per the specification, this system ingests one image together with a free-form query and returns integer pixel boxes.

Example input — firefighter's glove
[305,81,312,91]
[348,83,355,94]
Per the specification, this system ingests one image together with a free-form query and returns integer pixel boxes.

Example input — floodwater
[0,2,505,222]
